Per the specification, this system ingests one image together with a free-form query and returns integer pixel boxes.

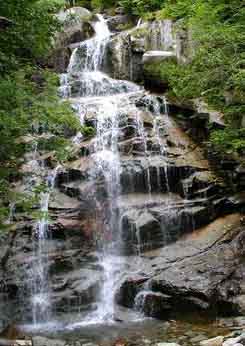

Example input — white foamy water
[31,165,60,325]
[56,13,174,327]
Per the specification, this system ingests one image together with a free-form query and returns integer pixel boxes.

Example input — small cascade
[60,15,132,324]
[134,280,154,314]
[149,20,175,51]
[135,109,152,196]
[59,73,71,99]
[136,18,143,28]
[90,97,122,321]
[181,176,196,233]
[152,96,170,192]
[161,20,174,51]
[31,165,60,325]
[6,203,15,225]
[68,14,110,74]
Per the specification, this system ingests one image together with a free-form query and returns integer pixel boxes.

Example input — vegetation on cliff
[0,0,80,228]
[143,0,244,158]
[78,0,245,157]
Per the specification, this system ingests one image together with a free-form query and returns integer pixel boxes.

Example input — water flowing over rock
[0,8,245,333]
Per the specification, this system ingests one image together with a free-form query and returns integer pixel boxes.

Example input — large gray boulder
[143,51,176,65]
[46,7,94,72]
[56,7,94,48]
[117,213,245,318]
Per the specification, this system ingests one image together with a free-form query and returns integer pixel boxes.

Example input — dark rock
[0,17,13,29]
[42,47,71,73]
[117,214,245,318]
[135,291,172,318]
[116,275,148,308]
[107,15,133,33]
[33,336,66,346]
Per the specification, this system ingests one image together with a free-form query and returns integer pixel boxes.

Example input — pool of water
[18,313,235,346]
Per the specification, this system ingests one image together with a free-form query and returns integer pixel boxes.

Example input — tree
[0,0,63,74]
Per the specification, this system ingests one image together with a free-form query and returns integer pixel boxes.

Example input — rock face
[116,213,245,318]
[1,90,244,327]
[104,20,177,83]
[45,7,94,72]
[143,51,177,64]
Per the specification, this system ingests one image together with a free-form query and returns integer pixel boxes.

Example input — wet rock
[143,51,176,65]
[135,291,172,318]
[116,275,148,308]
[200,337,224,346]
[121,210,162,251]
[33,336,66,346]
[45,7,94,72]
[105,31,145,82]
[117,214,245,317]
[156,343,181,346]
[223,333,245,346]
[232,295,245,315]
[191,335,207,343]
[107,15,133,33]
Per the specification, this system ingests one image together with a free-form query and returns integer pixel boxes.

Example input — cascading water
[59,13,180,325]
[67,14,110,74]
[0,9,232,340]
[31,165,60,325]
[61,14,141,325]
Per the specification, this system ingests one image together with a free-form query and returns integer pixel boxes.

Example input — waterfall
[31,165,60,325]
[136,18,143,28]
[149,20,174,51]
[161,20,173,51]
[60,13,180,325]
[6,203,15,225]
[67,14,110,74]
[58,14,175,326]
[60,15,129,325]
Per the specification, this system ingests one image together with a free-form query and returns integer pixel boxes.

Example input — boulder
[57,7,92,23]
[106,15,134,33]
[117,214,245,318]
[121,210,162,251]
[47,7,94,72]
[223,333,245,346]
[135,291,172,318]
[143,51,176,65]
[200,337,224,346]
[33,337,66,346]
[156,344,180,346]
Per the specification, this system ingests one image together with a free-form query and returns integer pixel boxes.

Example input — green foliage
[90,0,117,10]
[0,67,80,227]
[0,0,64,74]
[0,67,80,165]
[81,125,96,138]
[37,136,75,162]
[0,0,84,229]
[119,0,163,16]
[210,129,245,157]
[144,0,244,158]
